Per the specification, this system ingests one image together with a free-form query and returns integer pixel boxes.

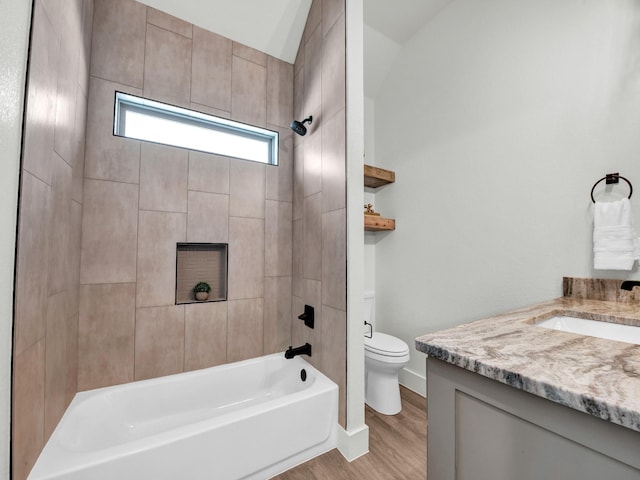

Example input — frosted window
[114,92,278,165]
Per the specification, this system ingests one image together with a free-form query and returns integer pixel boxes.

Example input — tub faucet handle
[298,305,314,329]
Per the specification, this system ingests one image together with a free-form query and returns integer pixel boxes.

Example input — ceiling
[135,0,312,63]
[363,0,453,97]
[364,0,452,45]
[136,0,451,96]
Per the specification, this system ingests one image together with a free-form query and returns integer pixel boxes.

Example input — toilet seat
[364,332,409,357]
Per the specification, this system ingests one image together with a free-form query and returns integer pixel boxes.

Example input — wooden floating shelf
[363,164,396,232]
[364,164,395,188]
[364,215,395,231]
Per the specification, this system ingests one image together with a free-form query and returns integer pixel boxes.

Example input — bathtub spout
[285,343,312,359]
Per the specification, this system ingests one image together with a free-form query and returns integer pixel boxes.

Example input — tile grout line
[133,0,146,377]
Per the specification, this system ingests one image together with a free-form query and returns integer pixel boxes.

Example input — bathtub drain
[300,369,307,382]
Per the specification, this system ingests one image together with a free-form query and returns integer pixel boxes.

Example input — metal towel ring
[590,173,633,203]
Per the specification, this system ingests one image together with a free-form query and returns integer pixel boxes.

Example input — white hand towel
[593,198,639,270]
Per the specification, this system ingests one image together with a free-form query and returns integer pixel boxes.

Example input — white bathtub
[29,353,338,480]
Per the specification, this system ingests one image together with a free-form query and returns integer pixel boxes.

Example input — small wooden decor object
[364,203,380,216]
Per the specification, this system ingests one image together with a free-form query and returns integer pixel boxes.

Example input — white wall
[372,0,640,391]
[364,96,377,292]
[344,0,369,461]
[0,0,32,477]
[363,25,401,98]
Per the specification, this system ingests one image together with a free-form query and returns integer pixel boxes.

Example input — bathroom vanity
[416,278,640,480]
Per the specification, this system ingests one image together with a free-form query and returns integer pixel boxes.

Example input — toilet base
[365,367,403,415]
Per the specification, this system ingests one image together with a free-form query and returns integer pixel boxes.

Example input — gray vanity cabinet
[427,358,640,480]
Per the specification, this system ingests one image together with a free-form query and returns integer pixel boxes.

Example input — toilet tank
[364,290,375,327]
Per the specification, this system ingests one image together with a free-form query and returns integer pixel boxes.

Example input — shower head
[290,116,313,136]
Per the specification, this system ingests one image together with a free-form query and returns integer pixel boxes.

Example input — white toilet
[364,291,410,415]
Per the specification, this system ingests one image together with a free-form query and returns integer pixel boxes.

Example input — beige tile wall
[292,0,347,427]
[78,0,294,390]
[12,0,94,478]
[78,283,136,390]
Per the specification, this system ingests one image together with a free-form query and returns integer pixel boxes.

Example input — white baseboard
[336,424,369,462]
[334,368,423,463]
[399,367,427,397]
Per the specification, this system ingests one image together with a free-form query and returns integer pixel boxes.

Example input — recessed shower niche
[176,243,228,304]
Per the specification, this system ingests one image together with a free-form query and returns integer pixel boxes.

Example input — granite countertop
[416,295,640,433]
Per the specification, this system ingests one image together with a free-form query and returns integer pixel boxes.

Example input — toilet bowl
[365,333,410,415]
[363,291,410,415]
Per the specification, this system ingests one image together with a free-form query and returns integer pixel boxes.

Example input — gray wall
[0,0,31,478]
[371,0,640,392]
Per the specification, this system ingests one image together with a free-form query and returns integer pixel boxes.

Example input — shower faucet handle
[298,305,314,329]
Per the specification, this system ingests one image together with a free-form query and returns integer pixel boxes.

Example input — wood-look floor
[273,386,427,480]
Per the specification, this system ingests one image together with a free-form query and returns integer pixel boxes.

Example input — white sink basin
[537,315,640,345]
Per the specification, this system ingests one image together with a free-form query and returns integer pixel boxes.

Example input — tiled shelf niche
[176,243,228,304]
